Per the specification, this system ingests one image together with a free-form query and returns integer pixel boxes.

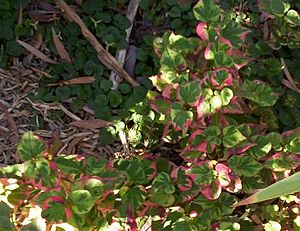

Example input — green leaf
[193,193,236,219]
[214,52,232,67]
[125,159,148,184]
[99,126,116,145]
[151,97,170,114]
[260,0,289,17]
[168,33,199,53]
[221,21,246,48]
[70,190,94,215]
[220,88,233,106]
[100,79,113,92]
[191,164,215,185]
[150,190,175,207]
[113,14,131,30]
[17,131,46,161]
[121,186,146,213]
[95,106,112,121]
[95,94,108,106]
[56,155,82,175]
[85,179,104,197]
[170,103,193,129]
[152,172,175,194]
[247,136,272,159]
[36,158,51,178]
[6,40,24,56]
[179,80,202,105]
[287,137,300,153]
[241,80,278,107]
[119,83,131,94]
[193,0,221,22]
[160,48,186,83]
[223,125,247,148]
[24,161,38,178]
[285,10,300,25]
[42,201,67,222]
[108,90,123,107]
[228,155,262,177]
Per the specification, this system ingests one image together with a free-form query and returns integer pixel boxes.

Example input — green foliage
[1,0,300,230]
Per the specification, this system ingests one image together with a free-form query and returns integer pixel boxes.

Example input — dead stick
[54,0,139,87]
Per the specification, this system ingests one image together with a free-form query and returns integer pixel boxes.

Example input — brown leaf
[17,39,56,64]
[65,76,96,84]
[70,119,112,130]
[51,28,72,63]
[47,76,96,86]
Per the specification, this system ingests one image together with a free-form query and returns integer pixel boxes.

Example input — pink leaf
[196,22,208,41]
[215,163,230,174]
[201,182,222,200]
[127,207,138,231]
[240,31,251,42]
[204,43,214,60]
[65,207,72,220]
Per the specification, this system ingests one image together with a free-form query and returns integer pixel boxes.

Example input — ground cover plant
[1,0,300,230]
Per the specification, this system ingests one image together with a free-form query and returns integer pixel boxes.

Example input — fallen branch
[54,0,139,87]
[109,0,140,89]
